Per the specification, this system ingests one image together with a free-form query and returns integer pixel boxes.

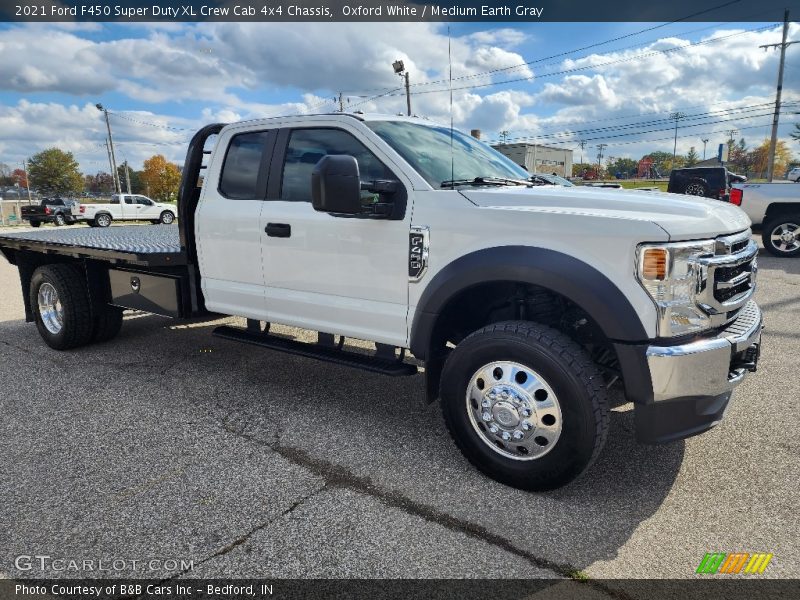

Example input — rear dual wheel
[441,321,609,491]
[30,264,123,350]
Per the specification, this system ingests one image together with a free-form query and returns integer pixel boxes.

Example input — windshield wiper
[440,176,533,189]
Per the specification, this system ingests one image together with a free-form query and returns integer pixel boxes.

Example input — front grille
[714,260,755,303]
[731,240,749,254]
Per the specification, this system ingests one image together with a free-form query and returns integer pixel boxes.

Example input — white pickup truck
[731,182,800,256]
[79,193,177,227]
[0,114,763,490]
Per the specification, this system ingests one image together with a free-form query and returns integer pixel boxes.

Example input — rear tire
[683,181,708,197]
[762,214,800,257]
[92,306,124,343]
[29,264,94,350]
[160,211,175,225]
[54,213,66,226]
[29,221,41,228]
[94,213,112,228]
[440,321,609,491]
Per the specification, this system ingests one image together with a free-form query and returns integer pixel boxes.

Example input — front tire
[159,211,175,225]
[30,264,94,350]
[440,321,609,491]
[762,214,800,257]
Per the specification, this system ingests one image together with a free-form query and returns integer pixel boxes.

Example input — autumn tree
[141,155,181,202]
[685,147,699,167]
[11,168,28,188]
[791,123,800,143]
[27,148,83,195]
[749,139,793,178]
[84,172,115,194]
[0,162,11,186]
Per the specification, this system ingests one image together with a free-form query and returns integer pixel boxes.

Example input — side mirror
[311,155,362,214]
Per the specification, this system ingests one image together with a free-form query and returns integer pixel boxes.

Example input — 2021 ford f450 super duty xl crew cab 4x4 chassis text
[0,114,763,490]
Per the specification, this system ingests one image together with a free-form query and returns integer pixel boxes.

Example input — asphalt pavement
[0,230,797,594]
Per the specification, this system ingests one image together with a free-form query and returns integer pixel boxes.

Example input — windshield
[533,174,574,187]
[366,120,530,188]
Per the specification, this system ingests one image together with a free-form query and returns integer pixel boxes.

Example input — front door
[260,125,412,347]
[195,128,275,320]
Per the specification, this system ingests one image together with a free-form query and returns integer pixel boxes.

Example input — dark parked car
[667,166,746,200]
[20,198,80,227]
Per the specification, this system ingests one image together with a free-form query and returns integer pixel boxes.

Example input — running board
[212,325,418,376]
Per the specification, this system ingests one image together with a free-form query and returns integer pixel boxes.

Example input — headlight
[636,240,715,337]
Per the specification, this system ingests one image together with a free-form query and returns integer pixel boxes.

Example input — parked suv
[667,166,745,200]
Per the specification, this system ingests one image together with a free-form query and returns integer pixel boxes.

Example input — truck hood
[460,186,751,240]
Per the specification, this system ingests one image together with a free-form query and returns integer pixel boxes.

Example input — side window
[219,131,270,199]
[109,196,120,205]
[136,196,152,206]
[280,128,392,202]
[124,196,133,205]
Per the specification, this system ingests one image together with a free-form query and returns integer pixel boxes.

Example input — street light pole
[392,60,411,116]
[97,103,121,194]
[702,138,709,160]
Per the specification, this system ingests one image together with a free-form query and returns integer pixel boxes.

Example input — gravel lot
[0,230,797,594]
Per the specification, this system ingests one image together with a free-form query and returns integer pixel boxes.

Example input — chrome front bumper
[646,300,762,402]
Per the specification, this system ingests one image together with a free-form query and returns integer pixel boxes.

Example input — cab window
[219,131,270,199]
[280,128,391,202]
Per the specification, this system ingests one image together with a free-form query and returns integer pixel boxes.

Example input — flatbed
[0,225,186,267]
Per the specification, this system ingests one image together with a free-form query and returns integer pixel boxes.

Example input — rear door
[259,124,412,346]
[195,126,277,320]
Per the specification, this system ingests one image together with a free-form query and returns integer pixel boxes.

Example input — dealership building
[491,143,574,177]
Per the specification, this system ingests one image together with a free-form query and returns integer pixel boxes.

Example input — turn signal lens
[642,248,668,280]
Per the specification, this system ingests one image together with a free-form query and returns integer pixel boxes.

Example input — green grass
[616,180,668,192]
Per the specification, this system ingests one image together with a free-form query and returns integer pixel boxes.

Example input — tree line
[0,148,182,203]
[572,136,798,179]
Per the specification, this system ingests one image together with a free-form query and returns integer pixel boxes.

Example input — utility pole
[579,140,586,166]
[97,103,121,194]
[22,159,32,205]
[670,112,686,168]
[760,9,798,181]
[702,138,709,159]
[392,60,412,116]
[103,141,115,191]
[596,143,607,175]
[123,160,132,194]
[499,130,509,143]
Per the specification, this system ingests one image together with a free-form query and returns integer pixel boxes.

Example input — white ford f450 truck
[0,114,763,490]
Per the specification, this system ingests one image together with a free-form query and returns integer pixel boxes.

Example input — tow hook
[733,343,760,373]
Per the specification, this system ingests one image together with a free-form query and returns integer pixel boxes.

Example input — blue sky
[0,20,797,172]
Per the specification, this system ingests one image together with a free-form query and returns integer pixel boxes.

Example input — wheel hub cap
[771,223,800,252]
[466,361,562,461]
[37,282,63,335]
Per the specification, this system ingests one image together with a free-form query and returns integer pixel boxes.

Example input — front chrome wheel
[466,361,562,461]
[37,282,63,335]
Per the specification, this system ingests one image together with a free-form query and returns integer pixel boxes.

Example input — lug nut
[513,430,524,440]
[501,431,511,441]
[501,391,509,399]
[521,408,532,417]
[522,421,532,431]
[481,399,491,408]
[489,425,499,434]
[489,391,496,399]
[482,411,492,422]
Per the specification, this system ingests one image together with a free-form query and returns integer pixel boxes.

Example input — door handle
[265,223,291,238]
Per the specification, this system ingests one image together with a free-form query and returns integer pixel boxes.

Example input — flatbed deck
[0,225,186,267]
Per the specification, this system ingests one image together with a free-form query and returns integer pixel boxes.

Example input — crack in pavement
[218,420,634,600]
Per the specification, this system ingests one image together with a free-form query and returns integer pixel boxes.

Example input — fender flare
[409,246,648,359]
